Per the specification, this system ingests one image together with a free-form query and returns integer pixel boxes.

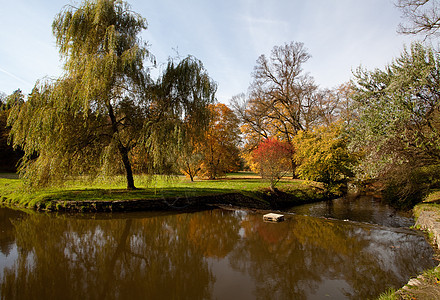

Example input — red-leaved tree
[251,138,293,190]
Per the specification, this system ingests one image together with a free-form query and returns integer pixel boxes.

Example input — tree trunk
[186,161,194,182]
[119,144,136,190]
[107,102,136,190]
[290,156,297,179]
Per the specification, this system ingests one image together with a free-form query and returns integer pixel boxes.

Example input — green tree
[152,56,216,180]
[351,42,440,205]
[294,122,359,195]
[7,0,215,189]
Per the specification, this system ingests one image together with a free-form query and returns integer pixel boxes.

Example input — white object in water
[263,213,285,222]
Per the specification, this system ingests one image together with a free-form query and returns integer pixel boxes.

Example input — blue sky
[0,0,418,103]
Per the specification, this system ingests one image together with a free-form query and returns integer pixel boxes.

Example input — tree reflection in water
[0,207,436,300]
[233,214,434,299]
[1,211,215,300]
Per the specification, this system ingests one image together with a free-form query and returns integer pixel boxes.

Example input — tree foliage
[198,103,241,179]
[351,42,440,205]
[294,122,359,195]
[233,43,354,176]
[250,138,293,190]
[145,56,217,175]
[7,0,215,189]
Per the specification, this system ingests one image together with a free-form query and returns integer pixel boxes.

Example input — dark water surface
[0,197,437,299]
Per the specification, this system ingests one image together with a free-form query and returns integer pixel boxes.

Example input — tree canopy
[294,122,359,195]
[233,42,318,145]
[351,42,440,204]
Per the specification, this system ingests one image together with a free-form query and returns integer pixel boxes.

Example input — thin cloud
[0,66,32,87]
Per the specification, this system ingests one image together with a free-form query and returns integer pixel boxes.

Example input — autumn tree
[294,122,359,195]
[7,0,215,189]
[351,42,440,205]
[233,42,322,174]
[199,103,241,179]
[250,138,293,190]
[397,0,440,36]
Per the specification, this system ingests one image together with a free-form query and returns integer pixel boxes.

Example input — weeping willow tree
[8,0,216,189]
[146,56,217,175]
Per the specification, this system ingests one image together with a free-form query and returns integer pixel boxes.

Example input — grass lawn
[0,172,320,209]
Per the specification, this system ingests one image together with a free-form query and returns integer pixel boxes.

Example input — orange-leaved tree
[250,138,293,190]
[199,103,241,179]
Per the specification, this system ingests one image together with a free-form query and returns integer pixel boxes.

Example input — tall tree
[397,0,440,36]
[351,42,440,204]
[237,42,318,137]
[8,0,215,189]
[233,42,319,174]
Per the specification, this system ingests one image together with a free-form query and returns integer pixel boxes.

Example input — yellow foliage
[294,121,360,193]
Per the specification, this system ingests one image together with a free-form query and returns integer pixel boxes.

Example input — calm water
[0,197,437,300]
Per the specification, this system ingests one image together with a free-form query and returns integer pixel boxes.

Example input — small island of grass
[0,172,329,213]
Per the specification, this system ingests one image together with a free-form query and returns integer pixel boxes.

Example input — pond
[0,196,437,299]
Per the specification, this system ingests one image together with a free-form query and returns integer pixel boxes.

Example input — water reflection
[0,206,436,300]
[0,208,25,256]
[288,196,414,227]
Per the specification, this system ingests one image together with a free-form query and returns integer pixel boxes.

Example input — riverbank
[379,190,440,300]
[0,173,330,212]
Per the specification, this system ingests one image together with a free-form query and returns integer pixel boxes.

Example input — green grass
[0,172,318,210]
[376,288,398,300]
[424,189,440,203]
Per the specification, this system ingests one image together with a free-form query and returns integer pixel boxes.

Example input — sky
[0,0,419,103]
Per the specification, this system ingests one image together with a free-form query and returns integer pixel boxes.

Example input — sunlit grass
[0,172,317,209]
[413,189,440,218]
[376,288,397,300]
[424,189,440,203]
